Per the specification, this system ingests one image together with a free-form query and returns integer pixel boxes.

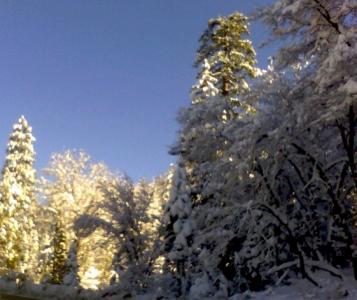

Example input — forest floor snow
[234,269,357,300]
[0,269,356,299]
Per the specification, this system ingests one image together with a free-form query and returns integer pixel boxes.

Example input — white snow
[229,270,357,300]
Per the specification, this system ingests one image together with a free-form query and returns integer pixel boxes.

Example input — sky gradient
[0,0,275,181]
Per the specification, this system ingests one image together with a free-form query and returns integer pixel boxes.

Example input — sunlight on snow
[81,266,100,290]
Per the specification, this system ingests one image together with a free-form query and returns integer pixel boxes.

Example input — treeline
[0,121,173,292]
[0,0,356,299]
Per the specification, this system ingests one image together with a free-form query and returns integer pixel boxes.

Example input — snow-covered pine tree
[162,161,193,297]
[168,11,258,297]
[50,217,68,284]
[173,11,258,208]
[0,116,39,277]
[0,174,22,275]
[195,11,257,117]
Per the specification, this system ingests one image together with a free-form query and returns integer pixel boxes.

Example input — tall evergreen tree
[173,11,258,204]
[168,13,258,297]
[0,116,38,276]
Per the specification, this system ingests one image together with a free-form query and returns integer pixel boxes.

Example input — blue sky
[0,0,275,181]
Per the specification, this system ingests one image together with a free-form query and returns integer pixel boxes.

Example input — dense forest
[0,0,356,299]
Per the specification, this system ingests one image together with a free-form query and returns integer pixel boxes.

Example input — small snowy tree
[147,166,176,272]
[63,239,80,287]
[162,162,194,296]
[50,217,68,284]
[36,206,57,283]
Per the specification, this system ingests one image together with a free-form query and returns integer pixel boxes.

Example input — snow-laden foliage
[73,175,157,297]
[0,116,39,279]
[38,150,174,294]
[0,1,355,299]
[195,12,257,102]
[40,150,112,234]
[39,150,114,287]
[162,161,194,296]
[256,0,357,125]
[165,10,260,298]
[167,0,356,297]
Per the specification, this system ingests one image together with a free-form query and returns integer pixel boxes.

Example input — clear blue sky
[0,0,275,181]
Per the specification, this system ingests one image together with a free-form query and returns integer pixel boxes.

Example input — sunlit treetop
[195,12,258,100]
[4,116,36,171]
[2,115,36,204]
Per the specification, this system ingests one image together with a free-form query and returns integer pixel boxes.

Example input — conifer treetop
[5,115,36,159]
[195,12,257,99]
